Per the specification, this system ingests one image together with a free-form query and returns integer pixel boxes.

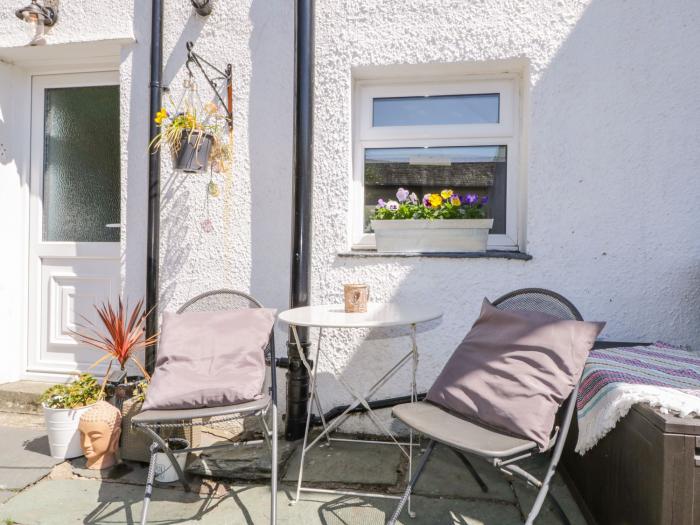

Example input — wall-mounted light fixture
[15,0,57,45]
[190,0,212,17]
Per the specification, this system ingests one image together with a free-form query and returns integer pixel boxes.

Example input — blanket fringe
[576,385,700,455]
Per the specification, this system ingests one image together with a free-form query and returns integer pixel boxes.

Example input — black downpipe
[285,0,314,441]
[145,0,164,374]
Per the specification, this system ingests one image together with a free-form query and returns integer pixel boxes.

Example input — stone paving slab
[0,382,52,414]
[69,458,151,485]
[188,439,299,481]
[0,413,44,430]
[283,439,402,486]
[0,426,62,491]
[0,479,525,524]
[413,444,515,502]
[511,475,587,525]
[0,491,14,504]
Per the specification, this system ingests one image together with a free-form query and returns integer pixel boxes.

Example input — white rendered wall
[309,0,700,420]
[0,0,133,49]
[0,1,699,434]
[149,0,295,344]
[0,63,29,383]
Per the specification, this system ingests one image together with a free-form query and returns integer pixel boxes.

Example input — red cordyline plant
[71,297,158,393]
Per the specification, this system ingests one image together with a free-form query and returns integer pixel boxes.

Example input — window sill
[338,249,532,260]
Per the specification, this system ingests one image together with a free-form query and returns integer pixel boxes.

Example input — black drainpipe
[145,0,164,373]
[285,0,314,441]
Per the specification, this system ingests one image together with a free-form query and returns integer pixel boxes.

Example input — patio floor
[0,420,586,524]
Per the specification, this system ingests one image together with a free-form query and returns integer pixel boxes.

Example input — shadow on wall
[158,177,193,309]
[163,14,205,89]
[121,7,154,303]
[135,5,205,310]
[0,64,27,171]
[248,1,294,353]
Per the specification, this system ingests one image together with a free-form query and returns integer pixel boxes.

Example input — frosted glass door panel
[42,85,120,242]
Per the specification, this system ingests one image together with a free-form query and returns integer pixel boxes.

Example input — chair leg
[503,464,570,525]
[387,440,436,525]
[270,399,278,524]
[136,425,191,493]
[523,466,570,525]
[140,442,159,525]
[451,449,489,493]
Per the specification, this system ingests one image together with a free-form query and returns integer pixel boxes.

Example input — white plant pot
[371,219,494,253]
[43,403,96,459]
[154,438,190,483]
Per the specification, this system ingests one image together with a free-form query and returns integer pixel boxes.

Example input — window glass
[42,85,120,242]
[372,93,499,127]
[364,146,507,234]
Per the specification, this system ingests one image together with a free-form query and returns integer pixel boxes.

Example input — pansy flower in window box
[370,188,493,253]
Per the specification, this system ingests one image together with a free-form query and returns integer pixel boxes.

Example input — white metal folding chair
[388,288,584,525]
[132,289,278,525]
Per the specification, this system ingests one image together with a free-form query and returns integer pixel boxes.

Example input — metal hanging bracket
[185,41,233,130]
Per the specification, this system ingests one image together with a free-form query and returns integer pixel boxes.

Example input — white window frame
[352,76,520,250]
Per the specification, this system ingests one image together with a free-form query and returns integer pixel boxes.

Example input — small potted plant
[40,374,103,459]
[119,380,152,463]
[70,299,200,463]
[150,101,231,173]
[71,297,157,399]
[370,188,494,253]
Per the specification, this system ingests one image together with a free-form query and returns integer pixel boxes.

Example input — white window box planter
[371,219,494,253]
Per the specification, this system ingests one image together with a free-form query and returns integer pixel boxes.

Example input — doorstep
[0,381,53,414]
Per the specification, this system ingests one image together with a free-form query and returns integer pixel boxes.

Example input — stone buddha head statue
[78,401,122,470]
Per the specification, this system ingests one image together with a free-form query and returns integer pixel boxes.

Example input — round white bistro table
[278,302,443,509]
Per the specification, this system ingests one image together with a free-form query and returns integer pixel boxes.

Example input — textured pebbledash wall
[306,0,700,414]
[0,1,698,419]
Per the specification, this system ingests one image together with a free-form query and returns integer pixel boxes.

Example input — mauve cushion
[143,308,276,411]
[426,300,604,450]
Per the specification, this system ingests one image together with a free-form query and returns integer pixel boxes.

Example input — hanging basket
[174,130,213,173]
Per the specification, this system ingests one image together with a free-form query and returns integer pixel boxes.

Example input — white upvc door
[26,72,121,379]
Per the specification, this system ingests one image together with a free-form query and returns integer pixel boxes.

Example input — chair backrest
[176,288,275,368]
[490,288,583,450]
[491,288,583,321]
[177,289,264,313]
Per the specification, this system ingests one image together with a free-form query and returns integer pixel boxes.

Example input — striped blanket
[576,342,700,454]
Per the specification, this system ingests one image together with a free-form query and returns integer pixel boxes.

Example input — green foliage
[370,188,488,221]
[131,381,149,404]
[149,103,232,172]
[40,374,104,409]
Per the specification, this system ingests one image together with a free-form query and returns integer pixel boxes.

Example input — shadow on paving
[0,429,584,524]
[0,479,523,524]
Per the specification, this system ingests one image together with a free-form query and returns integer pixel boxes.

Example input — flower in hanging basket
[154,107,168,125]
[371,188,489,221]
[149,100,232,173]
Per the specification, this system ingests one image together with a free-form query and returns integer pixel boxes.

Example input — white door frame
[25,71,120,381]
